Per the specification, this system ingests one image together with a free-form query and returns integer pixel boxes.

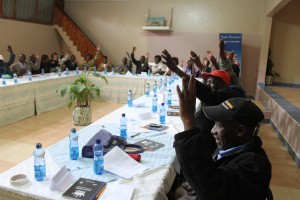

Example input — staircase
[52,6,103,64]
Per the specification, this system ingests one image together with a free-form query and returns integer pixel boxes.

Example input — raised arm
[6,45,15,66]
[219,40,226,59]
[130,47,138,65]
[190,51,204,72]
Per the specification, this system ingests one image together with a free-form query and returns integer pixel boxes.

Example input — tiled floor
[0,100,299,199]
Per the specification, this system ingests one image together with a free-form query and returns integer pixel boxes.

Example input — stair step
[252,100,271,122]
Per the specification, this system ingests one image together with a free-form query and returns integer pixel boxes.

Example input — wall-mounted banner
[219,33,242,76]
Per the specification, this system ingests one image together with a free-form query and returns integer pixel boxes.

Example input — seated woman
[98,56,112,72]
[79,47,100,70]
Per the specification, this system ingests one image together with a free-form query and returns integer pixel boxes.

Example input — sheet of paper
[99,184,134,200]
[104,146,148,179]
[50,165,74,192]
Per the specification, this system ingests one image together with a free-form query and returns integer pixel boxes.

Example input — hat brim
[202,103,235,122]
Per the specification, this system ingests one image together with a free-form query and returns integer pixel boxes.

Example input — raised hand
[162,49,178,72]
[177,76,196,130]
[219,40,226,59]
[7,45,13,53]
[207,51,212,58]
[126,51,130,59]
[190,51,204,71]
[35,54,40,60]
[132,47,136,52]
[96,45,100,52]
[210,55,219,70]
[146,52,150,59]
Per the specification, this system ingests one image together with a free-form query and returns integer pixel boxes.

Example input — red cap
[201,70,230,86]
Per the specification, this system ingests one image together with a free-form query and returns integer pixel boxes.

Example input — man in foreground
[174,76,272,200]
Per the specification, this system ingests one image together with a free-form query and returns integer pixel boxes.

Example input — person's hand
[177,76,196,130]
[210,55,219,69]
[146,52,150,59]
[96,45,100,52]
[7,45,13,53]
[207,51,212,58]
[132,47,136,52]
[219,40,225,49]
[190,51,203,70]
[107,57,110,64]
[162,49,179,73]
[126,51,130,58]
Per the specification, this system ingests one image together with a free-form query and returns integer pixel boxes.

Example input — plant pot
[265,75,273,86]
[72,107,92,126]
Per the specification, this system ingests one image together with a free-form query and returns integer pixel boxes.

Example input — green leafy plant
[57,72,108,108]
[266,49,279,77]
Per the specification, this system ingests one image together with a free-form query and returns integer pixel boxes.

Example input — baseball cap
[0,55,4,61]
[203,98,264,127]
[201,70,230,86]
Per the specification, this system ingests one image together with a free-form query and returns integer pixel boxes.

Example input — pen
[130,132,141,138]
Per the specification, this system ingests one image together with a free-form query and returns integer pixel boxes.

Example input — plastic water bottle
[152,94,158,113]
[112,67,115,74]
[66,67,69,76]
[159,103,166,124]
[104,66,107,75]
[145,83,150,97]
[76,67,79,75]
[27,70,32,81]
[41,68,44,76]
[168,76,172,85]
[153,81,157,94]
[147,69,151,76]
[132,68,135,76]
[58,68,61,77]
[94,139,104,175]
[128,90,133,107]
[164,76,167,87]
[2,79,6,85]
[93,66,96,73]
[13,73,17,84]
[33,143,46,181]
[84,66,87,74]
[167,89,172,106]
[158,78,162,89]
[69,128,79,160]
[120,113,127,140]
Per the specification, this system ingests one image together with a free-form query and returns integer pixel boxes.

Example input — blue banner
[219,33,242,76]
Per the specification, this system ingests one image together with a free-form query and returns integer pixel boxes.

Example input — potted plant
[57,72,107,126]
[265,49,279,86]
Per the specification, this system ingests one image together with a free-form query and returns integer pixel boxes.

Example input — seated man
[11,54,31,76]
[98,56,112,72]
[118,57,132,74]
[174,76,272,200]
[29,54,41,75]
[130,46,150,74]
[0,45,15,78]
[151,55,167,75]
[64,55,78,71]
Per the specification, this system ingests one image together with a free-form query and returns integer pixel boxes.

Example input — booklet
[134,139,165,151]
[62,178,106,200]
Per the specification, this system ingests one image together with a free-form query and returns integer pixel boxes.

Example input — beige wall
[269,0,300,84]
[257,0,291,83]
[65,0,265,96]
[0,18,63,61]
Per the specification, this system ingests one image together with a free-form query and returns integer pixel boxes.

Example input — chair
[266,187,273,200]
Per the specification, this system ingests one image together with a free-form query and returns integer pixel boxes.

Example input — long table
[0,72,165,127]
[0,81,183,200]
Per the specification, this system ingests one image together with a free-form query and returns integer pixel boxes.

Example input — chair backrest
[266,187,273,200]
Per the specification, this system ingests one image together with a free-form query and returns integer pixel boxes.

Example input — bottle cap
[169,89,171,92]
[36,143,42,148]
[96,139,101,144]
[122,113,125,117]
[71,128,76,133]
[161,103,164,106]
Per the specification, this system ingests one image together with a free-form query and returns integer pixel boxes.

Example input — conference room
[0,0,300,200]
